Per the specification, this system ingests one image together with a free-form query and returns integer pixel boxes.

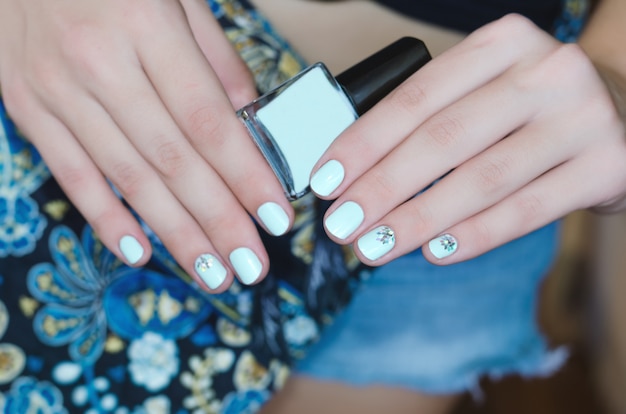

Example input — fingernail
[257,202,290,236]
[119,235,144,265]
[428,234,458,259]
[357,226,396,261]
[310,160,345,197]
[194,254,228,290]
[229,247,263,285]
[325,201,364,240]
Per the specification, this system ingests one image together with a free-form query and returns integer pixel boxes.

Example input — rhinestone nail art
[194,254,227,290]
[428,234,458,259]
[357,226,396,261]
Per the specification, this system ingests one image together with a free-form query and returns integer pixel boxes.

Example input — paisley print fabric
[0,1,362,412]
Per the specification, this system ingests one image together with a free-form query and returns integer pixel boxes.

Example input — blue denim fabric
[296,222,568,393]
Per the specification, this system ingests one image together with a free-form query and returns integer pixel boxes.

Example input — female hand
[0,0,293,291]
[309,14,626,265]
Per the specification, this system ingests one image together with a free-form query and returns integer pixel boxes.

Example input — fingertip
[424,233,459,263]
[257,201,291,236]
[310,159,345,198]
[355,225,397,263]
[118,233,150,267]
[193,253,232,291]
[229,247,266,286]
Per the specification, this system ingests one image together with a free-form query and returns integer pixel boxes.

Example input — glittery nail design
[194,254,227,290]
[357,226,396,261]
[428,234,458,259]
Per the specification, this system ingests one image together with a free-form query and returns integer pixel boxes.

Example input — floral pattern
[0,1,363,411]
[0,100,48,258]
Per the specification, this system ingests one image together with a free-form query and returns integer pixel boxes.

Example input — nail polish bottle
[237,37,431,200]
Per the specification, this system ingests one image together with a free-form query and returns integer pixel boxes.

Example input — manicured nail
[324,201,364,240]
[357,226,396,261]
[119,235,144,265]
[229,247,263,285]
[257,202,290,236]
[194,254,228,290]
[428,234,458,259]
[310,160,345,197]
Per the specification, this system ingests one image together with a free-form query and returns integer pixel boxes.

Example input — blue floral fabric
[0,1,363,412]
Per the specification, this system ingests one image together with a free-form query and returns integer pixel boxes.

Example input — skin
[0,0,295,292]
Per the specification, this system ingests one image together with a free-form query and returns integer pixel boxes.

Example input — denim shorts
[295,223,568,393]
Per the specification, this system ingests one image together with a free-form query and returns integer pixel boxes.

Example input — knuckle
[516,44,591,92]
[109,162,145,199]
[57,23,122,86]
[496,13,537,35]
[424,113,464,149]
[470,13,535,48]
[153,140,189,179]
[388,80,429,114]
[185,104,228,148]
[54,165,90,192]
[469,155,513,195]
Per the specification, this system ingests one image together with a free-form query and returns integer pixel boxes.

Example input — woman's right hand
[0,0,294,292]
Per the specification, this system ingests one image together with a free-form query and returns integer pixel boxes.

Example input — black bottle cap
[335,37,431,115]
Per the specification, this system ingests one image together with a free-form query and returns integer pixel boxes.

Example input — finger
[11,97,151,268]
[322,62,551,245]
[351,114,580,265]
[52,77,265,289]
[134,11,293,237]
[93,63,269,285]
[421,156,596,264]
[310,14,559,198]
[180,0,257,108]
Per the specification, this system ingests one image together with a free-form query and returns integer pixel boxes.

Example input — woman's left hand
[309,14,626,265]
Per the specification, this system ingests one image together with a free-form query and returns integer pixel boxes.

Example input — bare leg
[250,0,465,72]
[260,375,460,414]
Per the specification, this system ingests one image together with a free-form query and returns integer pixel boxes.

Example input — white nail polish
[194,254,228,290]
[310,160,345,197]
[257,202,290,236]
[428,234,458,259]
[325,201,364,240]
[237,38,430,200]
[119,235,144,265]
[229,247,263,285]
[357,226,396,261]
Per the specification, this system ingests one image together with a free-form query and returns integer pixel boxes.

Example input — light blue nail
[310,160,345,197]
[257,202,290,236]
[357,226,396,261]
[119,235,144,265]
[229,247,263,285]
[428,234,458,259]
[325,201,364,240]
[194,254,227,290]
